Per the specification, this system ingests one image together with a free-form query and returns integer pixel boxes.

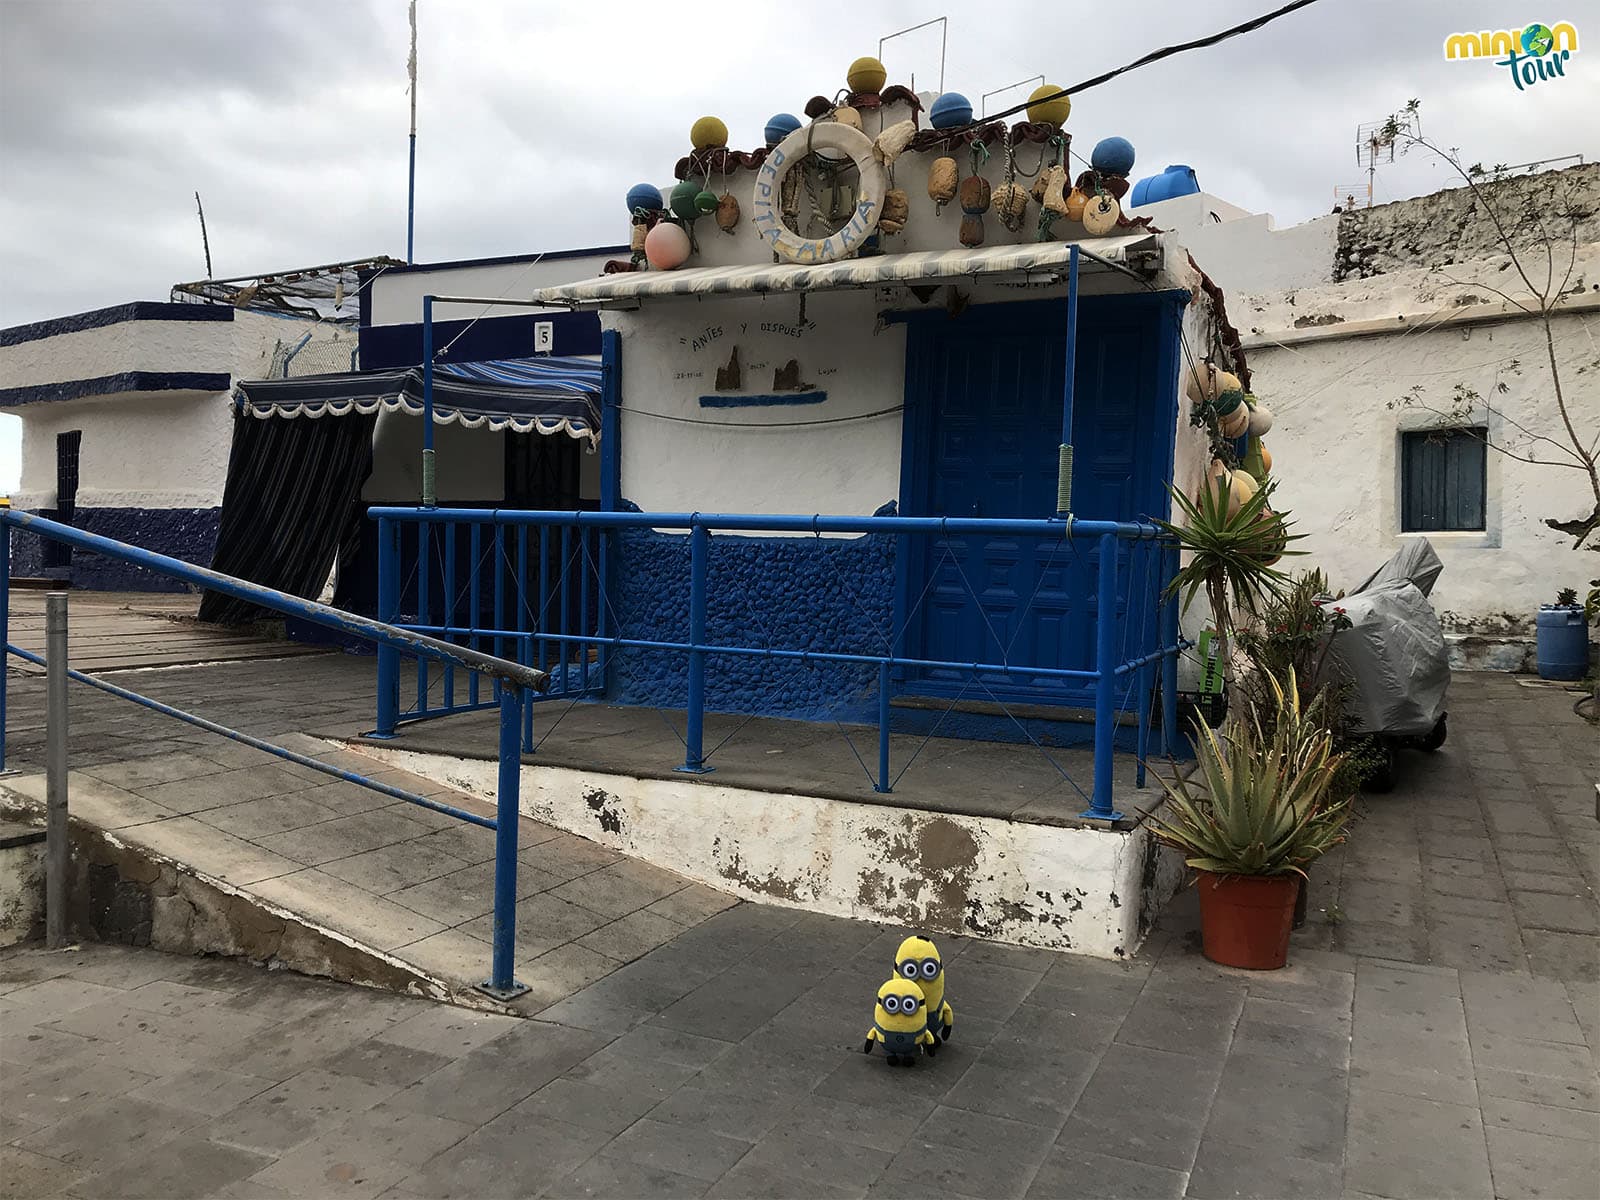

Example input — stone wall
[1333,162,1600,282]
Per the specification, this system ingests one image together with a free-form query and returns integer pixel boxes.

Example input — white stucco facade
[367,253,622,326]
[1137,166,1600,657]
[362,743,1173,959]
[0,307,349,513]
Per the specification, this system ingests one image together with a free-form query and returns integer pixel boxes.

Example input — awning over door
[527,236,1162,306]
[234,356,602,444]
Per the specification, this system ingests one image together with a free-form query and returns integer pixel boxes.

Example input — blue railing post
[678,522,711,774]
[875,660,891,793]
[482,685,528,999]
[1057,244,1080,519]
[1161,541,1181,758]
[421,295,436,508]
[374,516,400,737]
[1135,544,1153,789]
[1,520,9,772]
[1087,531,1123,821]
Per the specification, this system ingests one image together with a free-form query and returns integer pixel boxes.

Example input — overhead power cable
[971,0,1325,130]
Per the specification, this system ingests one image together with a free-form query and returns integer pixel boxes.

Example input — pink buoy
[644,222,692,270]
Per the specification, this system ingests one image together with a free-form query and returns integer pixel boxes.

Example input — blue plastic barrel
[1535,605,1589,681]
[1129,165,1200,208]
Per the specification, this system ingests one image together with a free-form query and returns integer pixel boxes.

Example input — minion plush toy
[895,934,953,1042]
[863,977,937,1066]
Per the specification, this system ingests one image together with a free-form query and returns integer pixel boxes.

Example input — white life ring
[751,122,887,265]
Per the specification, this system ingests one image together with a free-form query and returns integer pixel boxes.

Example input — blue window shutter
[1402,428,1485,532]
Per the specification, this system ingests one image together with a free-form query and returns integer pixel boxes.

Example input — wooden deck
[4,589,329,673]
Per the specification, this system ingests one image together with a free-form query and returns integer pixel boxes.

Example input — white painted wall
[364,744,1161,958]
[0,317,237,389]
[367,254,621,326]
[1,306,354,513]
[11,390,235,511]
[611,288,905,516]
[1244,311,1597,631]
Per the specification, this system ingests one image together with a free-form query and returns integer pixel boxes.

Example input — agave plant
[1147,669,1349,878]
[1156,475,1304,678]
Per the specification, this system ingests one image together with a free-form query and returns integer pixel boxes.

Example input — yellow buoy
[1027,84,1071,127]
[690,116,729,150]
[847,55,888,94]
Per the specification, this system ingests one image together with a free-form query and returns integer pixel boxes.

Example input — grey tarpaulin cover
[1327,539,1450,736]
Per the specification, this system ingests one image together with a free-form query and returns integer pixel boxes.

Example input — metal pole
[1057,245,1079,519]
[1161,542,1181,757]
[678,523,711,774]
[45,592,68,948]
[422,294,436,508]
[1,521,9,773]
[480,685,527,1000]
[374,516,400,737]
[1087,534,1123,821]
[876,660,892,793]
[406,0,418,263]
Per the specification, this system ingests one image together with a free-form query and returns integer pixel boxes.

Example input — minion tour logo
[1444,21,1579,90]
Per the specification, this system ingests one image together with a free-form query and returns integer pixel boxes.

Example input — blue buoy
[625,183,663,214]
[929,92,973,129]
[1091,137,1136,176]
[764,113,801,146]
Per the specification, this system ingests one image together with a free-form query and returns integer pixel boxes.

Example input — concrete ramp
[0,736,737,1012]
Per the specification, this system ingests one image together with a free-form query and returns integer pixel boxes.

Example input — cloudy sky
[0,0,1594,483]
[3,0,1595,328]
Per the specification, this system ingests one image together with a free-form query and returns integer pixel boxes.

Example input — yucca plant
[1148,669,1349,878]
[1156,476,1305,680]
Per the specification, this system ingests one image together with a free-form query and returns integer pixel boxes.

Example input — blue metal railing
[0,510,547,1000]
[370,506,1186,821]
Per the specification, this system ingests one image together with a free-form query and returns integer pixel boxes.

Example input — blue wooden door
[901,294,1179,706]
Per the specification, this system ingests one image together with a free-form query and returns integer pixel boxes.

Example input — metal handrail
[373,506,1186,821]
[1,510,549,693]
[0,510,535,999]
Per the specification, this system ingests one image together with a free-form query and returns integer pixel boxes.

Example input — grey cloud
[2,0,1596,325]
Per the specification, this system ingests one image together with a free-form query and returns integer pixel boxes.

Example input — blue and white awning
[234,356,602,445]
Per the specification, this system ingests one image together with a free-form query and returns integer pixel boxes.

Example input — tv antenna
[1343,119,1399,209]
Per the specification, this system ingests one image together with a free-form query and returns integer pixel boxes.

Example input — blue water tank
[1130,165,1200,208]
[1536,605,1590,681]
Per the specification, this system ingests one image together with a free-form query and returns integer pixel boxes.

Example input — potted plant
[1148,669,1350,970]
[1537,587,1590,682]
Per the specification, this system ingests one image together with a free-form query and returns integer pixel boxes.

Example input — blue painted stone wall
[610,529,896,722]
[7,508,220,593]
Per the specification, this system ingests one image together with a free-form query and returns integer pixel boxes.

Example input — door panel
[902,297,1176,705]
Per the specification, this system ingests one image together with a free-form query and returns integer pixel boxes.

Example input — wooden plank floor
[4,589,329,673]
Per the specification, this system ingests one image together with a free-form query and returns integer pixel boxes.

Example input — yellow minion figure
[863,977,937,1066]
[895,934,953,1042]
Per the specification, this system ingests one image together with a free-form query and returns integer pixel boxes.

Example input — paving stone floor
[1,656,1597,1197]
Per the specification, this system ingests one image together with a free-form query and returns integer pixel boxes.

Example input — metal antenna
[195,191,213,278]
[880,17,948,93]
[982,75,1044,117]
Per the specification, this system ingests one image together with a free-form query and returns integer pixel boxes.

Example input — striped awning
[235,356,602,445]
[529,236,1161,306]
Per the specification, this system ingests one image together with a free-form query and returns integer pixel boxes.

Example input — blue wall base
[8,507,221,592]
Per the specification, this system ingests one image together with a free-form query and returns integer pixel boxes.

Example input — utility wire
[971,0,1325,130]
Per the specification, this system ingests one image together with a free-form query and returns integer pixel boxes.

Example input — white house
[1136,163,1600,668]
[0,297,358,588]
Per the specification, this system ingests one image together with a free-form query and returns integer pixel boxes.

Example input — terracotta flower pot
[1196,870,1297,969]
